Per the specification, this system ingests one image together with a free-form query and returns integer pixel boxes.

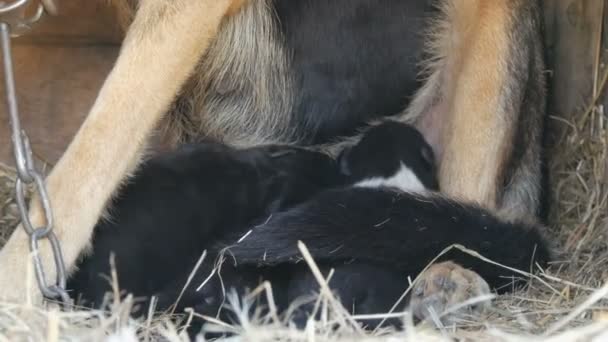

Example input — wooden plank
[543,0,605,119]
[15,0,123,45]
[0,1,120,167]
[0,44,118,166]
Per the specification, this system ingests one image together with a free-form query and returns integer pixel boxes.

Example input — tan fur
[164,0,297,147]
[108,0,297,148]
[0,0,247,302]
[406,0,527,211]
[438,1,512,208]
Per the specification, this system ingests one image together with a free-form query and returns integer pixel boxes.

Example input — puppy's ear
[337,147,352,176]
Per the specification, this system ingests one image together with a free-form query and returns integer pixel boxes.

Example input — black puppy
[67,141,344,310]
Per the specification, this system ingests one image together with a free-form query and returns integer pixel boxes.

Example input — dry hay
[0,163,20,245]
[0,79,607,341]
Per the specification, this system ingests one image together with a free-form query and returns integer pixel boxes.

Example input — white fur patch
[355,163,426,193]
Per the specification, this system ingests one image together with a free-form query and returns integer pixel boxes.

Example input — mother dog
[0,0,545,303]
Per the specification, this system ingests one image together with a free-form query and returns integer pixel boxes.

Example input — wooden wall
[543,0,607,124]
[0,1,121,166]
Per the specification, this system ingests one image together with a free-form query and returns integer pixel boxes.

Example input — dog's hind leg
[0,0,247,302]
[406,0,546,219]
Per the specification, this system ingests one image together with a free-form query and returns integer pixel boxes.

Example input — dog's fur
[67,122,550,336]
[0,0,546,304]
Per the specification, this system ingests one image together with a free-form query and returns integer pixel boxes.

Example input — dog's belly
[274,0,434,143]
[175,0,436,147]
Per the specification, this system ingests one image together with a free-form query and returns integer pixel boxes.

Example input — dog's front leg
[0,0,247,302]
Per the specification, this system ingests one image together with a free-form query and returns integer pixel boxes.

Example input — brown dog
[0,0,546,316]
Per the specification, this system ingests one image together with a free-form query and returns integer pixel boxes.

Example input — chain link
[0,0,71,308]
[0,0,50,37]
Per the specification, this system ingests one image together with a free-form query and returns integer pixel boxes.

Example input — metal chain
[0,0,71,308]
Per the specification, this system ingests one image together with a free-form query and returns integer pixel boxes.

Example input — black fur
[274,0,436,143]
[67,142,343,308]
[68,122,550,336]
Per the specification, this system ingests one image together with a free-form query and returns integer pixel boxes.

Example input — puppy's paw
[410,261,491,326]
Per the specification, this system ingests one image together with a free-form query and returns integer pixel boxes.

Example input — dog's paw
[410,261,491,326]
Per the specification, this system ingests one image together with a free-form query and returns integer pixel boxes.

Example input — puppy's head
[337,121,438,192]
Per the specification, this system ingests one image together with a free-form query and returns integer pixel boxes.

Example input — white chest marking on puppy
[355,163,426,193]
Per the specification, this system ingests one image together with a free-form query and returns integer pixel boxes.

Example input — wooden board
[543,0,606,120]
[0,0,120,167]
